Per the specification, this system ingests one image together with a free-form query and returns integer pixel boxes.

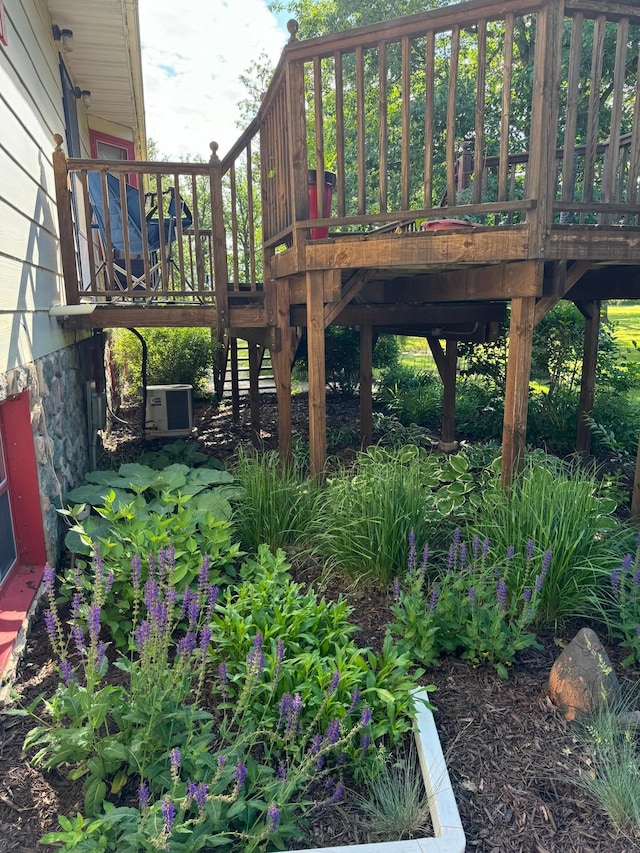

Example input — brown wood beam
[575,300,600,455]
[359,325,373,448]
[534,260,592,325]
[547,228,640,262]
[292,302,506,327]
[501,293,537,487]
[568,266,640,301]
[324,269,370,327]
[306,271,327,478]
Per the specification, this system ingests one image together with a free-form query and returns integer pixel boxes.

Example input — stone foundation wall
[0,339,94,562]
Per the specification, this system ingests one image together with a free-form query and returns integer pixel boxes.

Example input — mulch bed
[2,393,640,851]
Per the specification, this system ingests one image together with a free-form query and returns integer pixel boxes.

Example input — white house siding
[0,0,96,560]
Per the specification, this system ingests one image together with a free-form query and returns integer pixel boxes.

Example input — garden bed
[2,393,640,852]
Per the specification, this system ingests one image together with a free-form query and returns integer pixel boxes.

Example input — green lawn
[607,304,640,364]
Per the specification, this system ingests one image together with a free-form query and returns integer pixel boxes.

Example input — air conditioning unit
[145,385,194,438]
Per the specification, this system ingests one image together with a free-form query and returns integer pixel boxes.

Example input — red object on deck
[308,170,336,239]
[420,218,475,231]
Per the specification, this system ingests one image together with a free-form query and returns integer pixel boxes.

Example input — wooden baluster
[78,170,97,295]
[246,142,257,288]
[99,172,115,292]
[230,163,240,290]
[313,55,325,220]
[378,41,388,214]
[424,30,435,209]
[627,48,640,225]
[473,20,487,206]
[334,51,346,217]
[446,26,460,209]
[190,173,205,293]
[582,15,606,219]
[601,18,629,224]
[498,15,514,205]
[285,53,308,254]
[174,171,186,292]
[356,45,366,215]
[401,35,411,212]
[560,12,583,226]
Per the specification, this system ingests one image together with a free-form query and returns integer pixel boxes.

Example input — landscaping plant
[390,530,550,679]
[13,547,428,852]
[603,534,640,666]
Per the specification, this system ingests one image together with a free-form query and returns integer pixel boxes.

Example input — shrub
[112,327,218,396]
[601,537,640,666]
[376,365,442,427]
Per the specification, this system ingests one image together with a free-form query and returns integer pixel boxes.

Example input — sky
[139,1,292,161]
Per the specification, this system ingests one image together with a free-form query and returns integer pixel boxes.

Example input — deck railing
[54,0,640,317]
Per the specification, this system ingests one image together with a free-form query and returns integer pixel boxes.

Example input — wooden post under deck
[428,337,458,449]
[271,281,293,465]
[359,325,373,448]
[576,300,601,455]
[307,270,327,478]
[247,342,261,448]
[501,293,536,487]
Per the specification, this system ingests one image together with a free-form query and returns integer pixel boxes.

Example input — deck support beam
[575,300,601,456]
[270,281,293,466]
[359,325,373,448]
[307,271,327,478]
[429,338,458,449]
[501,292,536,487]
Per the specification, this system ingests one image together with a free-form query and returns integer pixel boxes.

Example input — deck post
[271,281,293,466]
[52,135,80,305]
[209,141,229,336]
[576,300,601,456]
[247,342,261,448]
[428,338,458,450]
[501,293,536,487]
[286,58,309,265]
[306,270,326,478]
[359,325,373,448]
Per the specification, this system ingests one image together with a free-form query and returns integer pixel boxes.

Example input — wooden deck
[52,0,640,485]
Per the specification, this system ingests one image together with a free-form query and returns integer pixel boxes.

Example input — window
[0,430,17,587]
[90,130,137,186]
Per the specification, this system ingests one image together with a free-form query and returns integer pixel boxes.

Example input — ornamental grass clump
[390,530,551,678]
[11,546,424,853]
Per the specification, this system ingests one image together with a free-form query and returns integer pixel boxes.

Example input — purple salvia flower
[177,632,197,659]
[622,554,633,573]
[161,798,175,834]
[469,587,476,606]
[286,693,302,737]
[148,553,156,577]
[170,748,181,779]
[70,592,83,620]
[360,732,371,754]
[44,610,57,644]
[459,543,467,570]
[166,544,176,575]
[138,782,150,809]
[234,761,247,787]
[59,659,74,685]
[247,632,264,674]
[199,626,211,653]
[446,544,455,572]
[72,624,86,655]
[428,586,439,613]
[330,783,345,804]
[506,545,515,562]
[217,755,226,772]
[324,718,341,745]
[348,688,361,713]
[104,571,114,596]
[186,780,198,804]
[636,625,640,635]
[360,706,372,727]
[43,564,55,596]
[277,760,287,781]
[267,803,280,833]
[218,662,228,696]
[636,530,640,548]
[94,643,107,672]
[407,529,417,571]
[534,573,544,593]
[73,563,83,593]
[93,545,103,588]
[541,550,553,576]
[526,540,535,562]
[337,752,347,766]
[144,578,159,611]
[187,594,199,628]
[180,588,194,619]
[134,621,151,654]
[131,555,142,591]
[206,584,219,618]
[316,755,325,771]
[158,550,168,584]
[393,578,401,602]
[634,571,640,587]
[165,586,177,609]
[327,670,340,697]
[278,693,292,728]
[151,602,169,635]
[194,782,208,810]
[497,578,507,609]
[472,535,480,558]
[420,544,430,574]
[523,588,532,603]
[482,538,490,556]
[309,733,323,755]
[453,528,461,550]
[198,555,210,592]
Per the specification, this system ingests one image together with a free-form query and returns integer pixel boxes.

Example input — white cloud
[139,0,288,160]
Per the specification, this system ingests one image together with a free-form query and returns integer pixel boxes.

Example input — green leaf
[187,469,234,485]
[447,454,469,474]
[118,462,160,489]
[193,492,232,519]
[84,777,107,817]
[374,687,396,703]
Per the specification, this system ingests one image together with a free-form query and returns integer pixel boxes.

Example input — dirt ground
[2,393,639,852]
